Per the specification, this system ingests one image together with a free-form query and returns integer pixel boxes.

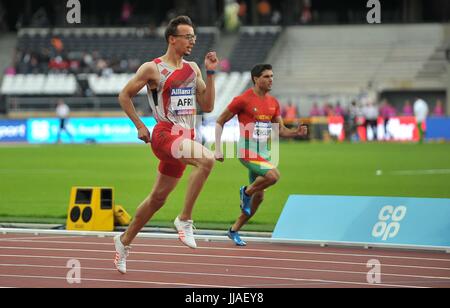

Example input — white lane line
[0,246,448,271]
[0,274,237,288]
[1,228,448,253]
[243,280,449,288]
[0,264,429,289]
[391,169,450,176]
[0,236,84,241]
[2,239,449,263]
[0,254,449,281]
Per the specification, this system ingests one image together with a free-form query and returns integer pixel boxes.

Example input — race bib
[171,87,196,116]
[253,121,272,141]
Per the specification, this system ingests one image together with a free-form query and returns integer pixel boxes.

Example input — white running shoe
[174,217,197,249]
[114,234,131,274]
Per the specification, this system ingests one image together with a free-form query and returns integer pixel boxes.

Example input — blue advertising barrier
[272,195,450,249]
[0,120,27,142]
[426,117,450,140]
[26,117,157,144]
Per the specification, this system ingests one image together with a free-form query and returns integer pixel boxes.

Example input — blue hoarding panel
[0,120,27,142]
[426,117,450,140]
[26,117,157,144]
[273,195,450,247]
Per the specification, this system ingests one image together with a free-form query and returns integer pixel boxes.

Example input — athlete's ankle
[244,186,250,197]
[178,215,192,221]
[120,234,129,246]
[244,186,253,196]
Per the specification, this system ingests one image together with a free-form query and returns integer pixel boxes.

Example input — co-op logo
[372,205,407,241]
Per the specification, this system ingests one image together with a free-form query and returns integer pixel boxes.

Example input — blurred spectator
[38,48,51,69]
[322,103,334,116]
[121,1,134,25]
[363,101,379,141]
[83,52,94,67]
[224,0,240,32]
[300,0,312,24]
[69,57,81,74]
[379,99,393,140]
[257,0,272,25]
[49,55,70,72]
[309,102,323,116]
[387,103,397,117]
[4,65,16,76]
[51,37,64,53]
[271,10,282,25]
[283,101,298,124]
[219,58,231,73]
[432,99,445,117]
[29,55,40,73]
[346,101,363,141]
[95,58,109,75]
[334,102,345,116]
[237,0,248,25]
[402,100,413,116]
[56,99,72,143]
[413,97,429,143]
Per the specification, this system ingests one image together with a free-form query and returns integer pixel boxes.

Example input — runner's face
[173,25,196,56]
[256,70,273,92]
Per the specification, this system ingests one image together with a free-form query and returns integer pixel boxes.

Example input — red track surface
[0,233,449,288]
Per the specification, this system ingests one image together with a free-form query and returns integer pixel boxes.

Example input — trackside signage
[273,195,450,248]
[0,120,27,142]
[26,117,157,144]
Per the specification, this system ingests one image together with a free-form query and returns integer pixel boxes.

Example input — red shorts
[150,122,195,178]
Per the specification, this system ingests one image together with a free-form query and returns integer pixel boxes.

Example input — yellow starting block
[114,205,131,226]
[66,187,130,231]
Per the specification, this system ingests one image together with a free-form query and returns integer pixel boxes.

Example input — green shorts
[238,141,276,184]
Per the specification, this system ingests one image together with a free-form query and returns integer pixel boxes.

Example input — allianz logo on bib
[371,205,407,241]
[171,88,194,96]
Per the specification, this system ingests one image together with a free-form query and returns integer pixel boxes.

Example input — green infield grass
[0,142,449,231]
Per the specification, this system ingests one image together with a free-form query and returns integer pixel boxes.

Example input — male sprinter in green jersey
[215,64,307,246]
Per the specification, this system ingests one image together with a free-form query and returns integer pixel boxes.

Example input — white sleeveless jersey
[146,58,197,129]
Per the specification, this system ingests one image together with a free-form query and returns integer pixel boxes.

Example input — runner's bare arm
[272,116,308,138]
[119,62,158,143]
[215,108,236,162]
[193,52,218,112]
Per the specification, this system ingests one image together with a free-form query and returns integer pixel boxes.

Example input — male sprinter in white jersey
[114,16,218,274]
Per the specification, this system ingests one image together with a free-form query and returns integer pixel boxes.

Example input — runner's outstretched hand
[297,124,308,137]
[205,52,219,71]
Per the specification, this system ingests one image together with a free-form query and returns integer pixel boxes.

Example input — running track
[0,232,449,288]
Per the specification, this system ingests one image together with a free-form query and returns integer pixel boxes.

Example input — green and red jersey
[227,88,281,142]
[227,88,281,181]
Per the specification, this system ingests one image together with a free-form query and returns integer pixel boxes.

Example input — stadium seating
[1,26,261,115]
[87,73,146,95]
[1,74,77,95]
[271,24,446,95]
[3,72,250,116]
[2,24,448,117]
[15,27,216,72]
[229,27,282,72]
[417,41,450,80]
[267,24,448,114]
[204,71,251,119]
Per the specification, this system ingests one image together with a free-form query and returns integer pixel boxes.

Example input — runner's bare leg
[245,169,280,196]
[121,172,180,246]
[178,139,215,221]
[232,191,265,231]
